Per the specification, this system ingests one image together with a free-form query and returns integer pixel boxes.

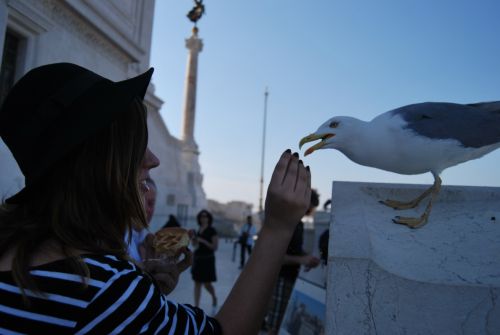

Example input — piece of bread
[153,227,190,257]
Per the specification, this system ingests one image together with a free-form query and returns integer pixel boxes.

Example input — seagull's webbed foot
[379,183,436,210]
[380,176,442,209]
[379,198,423,210]
[387,176,442,229]
[392,213,429,229]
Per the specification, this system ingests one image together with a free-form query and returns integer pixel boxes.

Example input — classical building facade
[0,0,206,230]
[207,199,259,237]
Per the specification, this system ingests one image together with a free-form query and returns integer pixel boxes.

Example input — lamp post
[258,87,269,214]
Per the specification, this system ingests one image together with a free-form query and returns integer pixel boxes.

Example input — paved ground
[166,238,243,314]
[166,238,270,333]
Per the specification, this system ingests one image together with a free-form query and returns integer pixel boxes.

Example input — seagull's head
[299,116,355,156]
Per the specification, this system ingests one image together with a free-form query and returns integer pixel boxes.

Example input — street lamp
[258,87,269,214]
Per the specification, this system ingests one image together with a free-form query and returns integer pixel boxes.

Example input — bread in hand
[153,227,190,257]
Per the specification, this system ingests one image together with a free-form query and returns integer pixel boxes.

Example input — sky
[150,1,500,211]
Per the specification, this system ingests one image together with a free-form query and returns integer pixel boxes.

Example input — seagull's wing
[465,101,500,113]
[391,102,500,148]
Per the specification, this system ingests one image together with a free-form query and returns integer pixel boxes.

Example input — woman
[163,214,181,228]
[191,209,218,312]
[0,63,311,335]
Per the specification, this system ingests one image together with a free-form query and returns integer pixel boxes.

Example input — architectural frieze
[32,0,132,71]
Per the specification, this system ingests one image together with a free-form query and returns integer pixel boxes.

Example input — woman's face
[144,184,157,223]
[139,148,160,193]
[138,148,159,226]
[198,212,210,226]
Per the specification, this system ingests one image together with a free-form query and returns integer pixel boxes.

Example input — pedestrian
[319,199,331,270]
[238,215,257,269]
[0,62,312,335]
[263,189,322,334]
[318,228,329,265]
[164,214,181,228]
[191,209,218,314]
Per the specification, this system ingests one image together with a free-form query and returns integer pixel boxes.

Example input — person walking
[163,214,181,228]
[239,215,257,269]
[191,209,219,314]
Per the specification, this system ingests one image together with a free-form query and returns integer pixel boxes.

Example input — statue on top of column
[187,0,205,26]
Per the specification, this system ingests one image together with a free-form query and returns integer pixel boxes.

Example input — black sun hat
[0,62,154,204]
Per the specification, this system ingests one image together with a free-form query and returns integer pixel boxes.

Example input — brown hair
[0,99,148,295]
[196,209,213,226]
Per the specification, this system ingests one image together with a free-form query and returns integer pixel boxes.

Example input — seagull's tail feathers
[466,101,500,114]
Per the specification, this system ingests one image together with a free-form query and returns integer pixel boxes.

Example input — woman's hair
[196,209,213,226]
[0,98,148,294]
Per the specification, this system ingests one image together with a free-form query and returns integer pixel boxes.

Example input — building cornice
[62,0,154,67]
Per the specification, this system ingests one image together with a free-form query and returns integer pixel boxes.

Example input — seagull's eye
[329,121,339,128]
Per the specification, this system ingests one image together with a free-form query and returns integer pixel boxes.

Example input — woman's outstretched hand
[215,150,312,335]
[264,149,311,233]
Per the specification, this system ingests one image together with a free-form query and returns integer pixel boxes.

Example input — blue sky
[150,1,500,210]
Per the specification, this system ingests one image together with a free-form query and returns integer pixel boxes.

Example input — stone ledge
[326,181,500,334]
[327,257,499,335]
[329,181,500,287]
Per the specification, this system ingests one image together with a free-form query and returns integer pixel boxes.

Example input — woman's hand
[301,254,320,272]
[194,235,218,251]
[139,234,193,295]
[190,231,199,247]
[215,150,312,335]
[264,149,311,234]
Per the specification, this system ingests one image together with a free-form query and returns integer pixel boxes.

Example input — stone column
[181,27,203,153]
[180,27,207,228]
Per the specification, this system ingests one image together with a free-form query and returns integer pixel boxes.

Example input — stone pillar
[181,27,203,153]
[326,181,500,334]
[180,27,206,227]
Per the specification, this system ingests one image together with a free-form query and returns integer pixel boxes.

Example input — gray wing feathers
[391,102,500,148]
[466,101,500,113]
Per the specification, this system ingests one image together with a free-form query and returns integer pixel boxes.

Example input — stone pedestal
[326,181,500,335]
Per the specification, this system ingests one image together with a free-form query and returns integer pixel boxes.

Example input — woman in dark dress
[191,209,218,312]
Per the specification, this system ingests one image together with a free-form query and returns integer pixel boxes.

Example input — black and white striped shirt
[0,254,221,334]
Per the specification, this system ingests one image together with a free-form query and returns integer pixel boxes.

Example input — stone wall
[0,0,207,230]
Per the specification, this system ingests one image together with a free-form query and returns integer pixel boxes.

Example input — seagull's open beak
[299,133,334,156]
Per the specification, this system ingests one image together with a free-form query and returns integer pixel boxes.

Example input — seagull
[299,101,500,228]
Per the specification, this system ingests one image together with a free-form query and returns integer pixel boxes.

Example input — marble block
[326,181,500,335]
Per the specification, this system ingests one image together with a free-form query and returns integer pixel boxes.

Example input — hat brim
[5,68,154,204]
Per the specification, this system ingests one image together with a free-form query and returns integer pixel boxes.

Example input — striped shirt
[0,254,222,334]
